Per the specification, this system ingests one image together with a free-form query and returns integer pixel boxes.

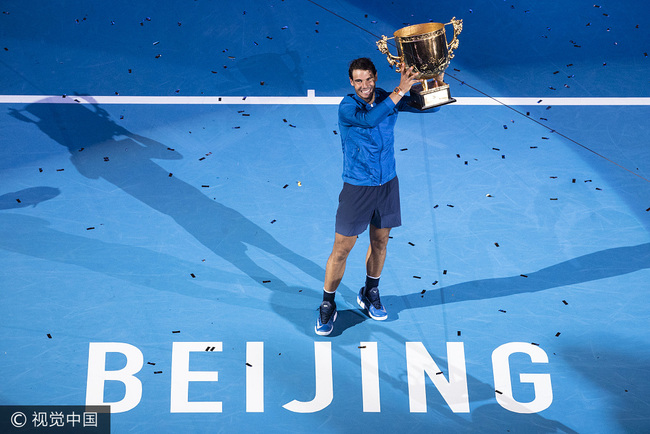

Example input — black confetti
[47,334,52,339]
[86,227,95,230]
[413,276,421,279]
[190,273,196,278]
[520,274,528,278]
[531,342,539,346]
[555,332,561,337]
[499,309,506,313]
[154,371,163,374]
[562,300,568,305]
[408,242,415,246]
[432,281,438,285]
[263,280,271,283]
[172,330,180,333]
[270,219,276,224]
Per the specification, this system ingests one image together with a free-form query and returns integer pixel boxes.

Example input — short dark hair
[348,57,377,79]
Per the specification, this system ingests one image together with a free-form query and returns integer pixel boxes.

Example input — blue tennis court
[1,1,649,432]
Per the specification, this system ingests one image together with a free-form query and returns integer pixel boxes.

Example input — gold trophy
[377,18,462,109]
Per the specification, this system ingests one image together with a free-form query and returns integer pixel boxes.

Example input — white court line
[1,90,650,105]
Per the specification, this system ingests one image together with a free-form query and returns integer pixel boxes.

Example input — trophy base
[408,82,456,110]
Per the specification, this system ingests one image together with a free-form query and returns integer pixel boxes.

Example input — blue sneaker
[357,286,387,320]
[315,301,337,336]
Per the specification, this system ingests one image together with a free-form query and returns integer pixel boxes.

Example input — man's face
[350,69,376,103]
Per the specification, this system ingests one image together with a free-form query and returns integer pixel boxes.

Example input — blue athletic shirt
[338,88,419,186]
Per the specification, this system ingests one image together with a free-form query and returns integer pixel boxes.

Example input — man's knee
[331,234,356,261]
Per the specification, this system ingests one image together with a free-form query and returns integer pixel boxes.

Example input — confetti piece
[494,242,499,247]
[39,168,43,172]
[16,198,21,203]
[408,242,415,246]
[486,194,492,197]
[432,281,438,285]
[358,345,366,349]
[520,274,528,278]
[531,342,539,346]
[413,276,421,279]
[400,148,408,151]
[283,184,289,188]
[263,280,271,283]
[47,334,52,339]
[104,157,110,161]
[495,390,503,395]
[147,362,156,366]
[433,204,438,208]
[550,198,558,200]
[436,371,443,375]
[447,204,454,207]
[562,300,568,305]
[202,185,209,188]
[499,309,506,313]
[555,332,561,337]
[172,330,180,333]
[190,273,196,278]
[57,169,64,172]
[154,371,163,374]
[270,219,276,224]
[443,270,447,275]
[420,289,426,294]
[86,227,95,230]
[457,331,461,336]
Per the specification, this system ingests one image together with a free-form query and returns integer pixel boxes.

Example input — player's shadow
[8,97,328,304]
[385,242,650,316]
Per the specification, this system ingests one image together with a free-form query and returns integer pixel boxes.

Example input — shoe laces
[366,287,382,309]
[320,301,335,323]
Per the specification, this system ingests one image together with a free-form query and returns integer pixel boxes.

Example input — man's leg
[316,232,357,336]
[366,225,391,278]
[357,225,391,320]
[324,232,357,292]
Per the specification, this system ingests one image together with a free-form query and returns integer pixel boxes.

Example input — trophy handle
[445,17,463,59]
[376,35,402,70]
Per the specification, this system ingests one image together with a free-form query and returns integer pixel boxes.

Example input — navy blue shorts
[335,176,401,236]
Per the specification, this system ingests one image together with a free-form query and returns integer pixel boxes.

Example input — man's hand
[398,64,420,93]
[433,72,445,87]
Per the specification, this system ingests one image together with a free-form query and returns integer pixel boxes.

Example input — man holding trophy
[315,18,462,336]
